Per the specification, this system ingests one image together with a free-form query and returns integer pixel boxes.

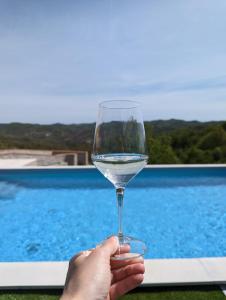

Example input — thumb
[100,236,119,257]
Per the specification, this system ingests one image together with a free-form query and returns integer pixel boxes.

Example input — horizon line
[0,118,225,126]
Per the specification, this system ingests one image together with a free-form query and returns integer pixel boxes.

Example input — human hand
[61,236,145,300]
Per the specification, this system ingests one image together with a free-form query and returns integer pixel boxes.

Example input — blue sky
[0,0,226,123]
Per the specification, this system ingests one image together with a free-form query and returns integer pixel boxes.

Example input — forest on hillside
[0,119,226,164]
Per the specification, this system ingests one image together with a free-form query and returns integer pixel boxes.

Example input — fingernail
[111,235,119,246]
[104,235,119,247]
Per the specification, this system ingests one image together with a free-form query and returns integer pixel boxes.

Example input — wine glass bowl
[92,100,148,260]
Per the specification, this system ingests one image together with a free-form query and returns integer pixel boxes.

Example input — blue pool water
[1,167,226,262]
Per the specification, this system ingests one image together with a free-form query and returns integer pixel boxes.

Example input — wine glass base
[111,236,147,261]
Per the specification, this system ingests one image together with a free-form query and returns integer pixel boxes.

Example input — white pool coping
[1,257,226,289]
[0,163,226,170]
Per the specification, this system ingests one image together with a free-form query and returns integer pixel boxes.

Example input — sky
[0,0,226,123]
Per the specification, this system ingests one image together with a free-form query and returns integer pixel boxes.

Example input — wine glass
[92,100,148,260]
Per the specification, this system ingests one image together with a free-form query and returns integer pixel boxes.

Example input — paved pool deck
[0,159,37,168]
[1,257,226,289]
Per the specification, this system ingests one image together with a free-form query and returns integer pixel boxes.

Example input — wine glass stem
[116,187,124,244]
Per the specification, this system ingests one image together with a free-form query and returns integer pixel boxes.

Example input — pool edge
[0,164,226,171]
[1,257,226,288]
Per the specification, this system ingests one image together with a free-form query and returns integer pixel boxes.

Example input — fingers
[113,244,130,255]
[99,236,119,257]
[110,273,144,300]
[70,248,94,261]
[111,256,144,270]
[112,263,145,284]
[69,250,92,267]
[92,237,132,261]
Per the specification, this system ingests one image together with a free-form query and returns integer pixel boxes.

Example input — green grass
[0,290,61,300]
[120,286,225,299]
[0,286,225,300]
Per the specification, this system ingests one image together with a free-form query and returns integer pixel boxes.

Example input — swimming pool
[1,166,226,262]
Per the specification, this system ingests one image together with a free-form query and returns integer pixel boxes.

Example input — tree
[198,126,226,150]
[147,136,180,164]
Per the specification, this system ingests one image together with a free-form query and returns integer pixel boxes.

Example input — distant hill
[0,120,226,164]
[145,119,221,134]
[0,122,95,152]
